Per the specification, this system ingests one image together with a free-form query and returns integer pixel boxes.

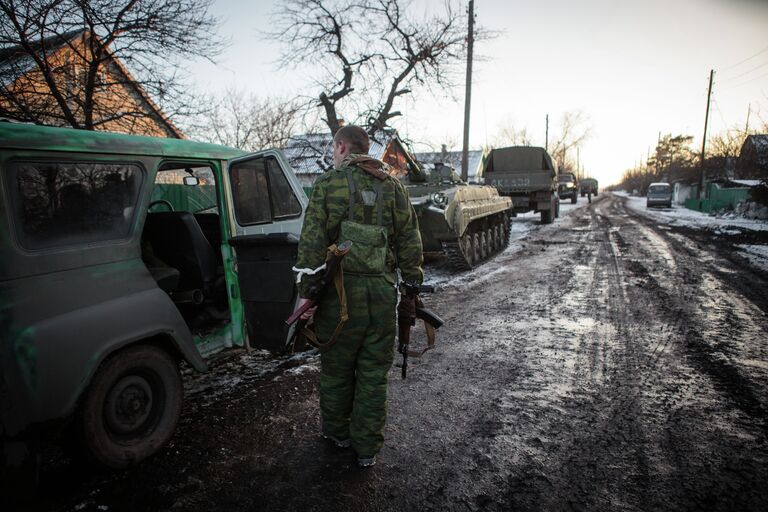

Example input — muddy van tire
[79,345,182,468]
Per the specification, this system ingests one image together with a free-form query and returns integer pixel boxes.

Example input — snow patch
[621,193,768,232]
[736,244,768,273]
[424,197,589,289]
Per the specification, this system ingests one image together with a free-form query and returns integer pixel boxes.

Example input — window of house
[9,161,143,250]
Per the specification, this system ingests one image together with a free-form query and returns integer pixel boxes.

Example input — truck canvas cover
[487,147,555,173]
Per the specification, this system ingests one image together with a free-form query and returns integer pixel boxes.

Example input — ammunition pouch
[338,220,387,275]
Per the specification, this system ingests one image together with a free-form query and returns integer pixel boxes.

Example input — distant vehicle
[1,124,307,473]
[557,172,578,204]
[481,146,559,224]
[402,162,513,270]
[646,182,673,208]
[580,178,598,197]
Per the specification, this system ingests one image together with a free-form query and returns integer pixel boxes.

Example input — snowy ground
[616,191,768,273]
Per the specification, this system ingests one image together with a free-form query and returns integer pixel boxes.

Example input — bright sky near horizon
[188,0,768,186]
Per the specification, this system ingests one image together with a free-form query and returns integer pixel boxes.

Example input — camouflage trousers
[313,274,397,457]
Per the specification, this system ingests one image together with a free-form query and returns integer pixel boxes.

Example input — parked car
[646,182,673,208]
[1,123,307,476]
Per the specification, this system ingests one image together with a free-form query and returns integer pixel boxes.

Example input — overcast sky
[188,0,768,186]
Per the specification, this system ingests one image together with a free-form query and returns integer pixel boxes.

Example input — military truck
[1,124,307,477]
[403,162,513,270]
[557,172,578,204]
[481,146,559,224]
[580,177,598,197]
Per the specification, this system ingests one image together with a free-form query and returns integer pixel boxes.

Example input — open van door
[225,150,308,351]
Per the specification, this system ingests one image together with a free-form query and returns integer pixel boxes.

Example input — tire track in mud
[500,195,768,512]
[598,195,768,511]
[521,198,657,512]
[612,196,768,425]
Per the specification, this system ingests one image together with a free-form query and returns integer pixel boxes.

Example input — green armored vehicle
[481,146,559,224]
[580,177,598,197]
[403,162,513,270]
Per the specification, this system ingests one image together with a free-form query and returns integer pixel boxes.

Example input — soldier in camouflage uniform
[295,125,423,468]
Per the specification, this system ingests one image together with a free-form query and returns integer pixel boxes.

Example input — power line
[718,59,768,83]
[719,44,768,73]
[715,69,768,92]
[712,100,728,130]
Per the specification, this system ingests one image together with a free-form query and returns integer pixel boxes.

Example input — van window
[230,156,301,225]
[9,161,142,250]
[152,165,217,213]
[267,158,302,219]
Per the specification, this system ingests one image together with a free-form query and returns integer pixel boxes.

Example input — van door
[225,150,308,351]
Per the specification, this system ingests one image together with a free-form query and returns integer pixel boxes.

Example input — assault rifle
[398,283,444,379]
[285,240,353,326]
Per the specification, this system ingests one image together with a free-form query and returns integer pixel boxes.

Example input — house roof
[0,29,85,87]
[282,129,396,175]
[741,134,768,165]
[746,134,768,149]
[0,29,183,138]
[722,179,762,188]
[415,149,486,178]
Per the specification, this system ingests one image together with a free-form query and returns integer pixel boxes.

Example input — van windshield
[649,185,670,193]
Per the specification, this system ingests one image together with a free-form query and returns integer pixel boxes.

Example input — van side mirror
[183,176,199,186]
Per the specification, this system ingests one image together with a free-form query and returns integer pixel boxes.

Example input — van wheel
[78,345,182,468]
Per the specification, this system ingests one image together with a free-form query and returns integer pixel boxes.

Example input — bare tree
[268,0,467,137]
[0,0,223,133]
[490,119,532,148]
[709,128,746,161]
[548,111,591,171]
[188,88,300,151]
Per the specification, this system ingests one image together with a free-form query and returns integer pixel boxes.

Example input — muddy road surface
[21,193,768,511]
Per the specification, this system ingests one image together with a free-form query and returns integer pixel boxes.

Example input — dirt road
[28,193,768,511]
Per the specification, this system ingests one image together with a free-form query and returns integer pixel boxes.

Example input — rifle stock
[416,306,443,329]
[285,240,353,327]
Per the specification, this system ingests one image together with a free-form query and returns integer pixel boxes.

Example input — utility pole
[697,69,714,200]
[545,114,549,151]
[460,0,475,182]
[576,147,580,179]
[745,103,751,133]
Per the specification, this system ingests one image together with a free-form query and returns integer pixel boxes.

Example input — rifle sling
[301,262,348,350]
[406,320,436,357]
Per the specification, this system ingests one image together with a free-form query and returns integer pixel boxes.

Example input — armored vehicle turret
[402,162,513,270]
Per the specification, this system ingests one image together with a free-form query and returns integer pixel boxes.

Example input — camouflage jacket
[296,153,423,297]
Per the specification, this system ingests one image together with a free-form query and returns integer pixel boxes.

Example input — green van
[0,123,307,472]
